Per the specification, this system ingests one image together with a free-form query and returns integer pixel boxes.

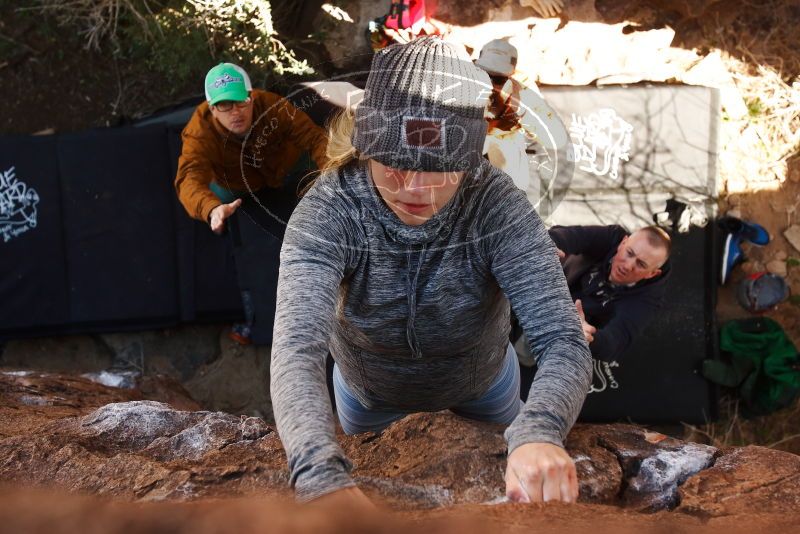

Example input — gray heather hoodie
[270,159,591,502]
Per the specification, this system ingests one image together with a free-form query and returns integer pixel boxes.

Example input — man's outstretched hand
[505,442,578,503]
[209,198,242,235]
[575,299,597,344]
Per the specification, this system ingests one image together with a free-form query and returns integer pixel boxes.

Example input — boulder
[0,399,286,501]
[0,369,799,528]
[567,424,717,511]
[678,446,800,516]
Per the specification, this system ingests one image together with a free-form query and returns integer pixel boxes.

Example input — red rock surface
[0,369,200,437]
[678,446,800,517]
[0,370,799,532]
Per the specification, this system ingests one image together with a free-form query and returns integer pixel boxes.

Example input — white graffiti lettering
[588,359,620,394]
[567,108,633,180]
[0,166,39,242]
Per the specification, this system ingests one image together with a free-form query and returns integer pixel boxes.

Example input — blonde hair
[300,109,361,196]
[323,109,360,172]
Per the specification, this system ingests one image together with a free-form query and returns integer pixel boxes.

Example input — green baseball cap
[205,63,252,105]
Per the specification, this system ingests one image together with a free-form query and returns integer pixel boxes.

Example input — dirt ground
[0,1,192,133]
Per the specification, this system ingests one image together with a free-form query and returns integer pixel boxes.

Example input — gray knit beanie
[353,36,491,172]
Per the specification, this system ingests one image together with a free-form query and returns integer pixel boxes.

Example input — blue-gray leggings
[333,343,523,434]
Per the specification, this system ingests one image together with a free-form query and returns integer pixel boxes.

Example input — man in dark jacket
[549,224,672,362]
[514,224,671,364]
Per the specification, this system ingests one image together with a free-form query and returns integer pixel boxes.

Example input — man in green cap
[175,62,329,344]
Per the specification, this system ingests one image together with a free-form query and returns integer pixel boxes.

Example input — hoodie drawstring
[406,244,427,359]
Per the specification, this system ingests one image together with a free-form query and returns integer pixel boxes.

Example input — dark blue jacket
[549,225,671,362]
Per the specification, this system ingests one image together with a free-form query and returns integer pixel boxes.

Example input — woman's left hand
[505,442,578,503]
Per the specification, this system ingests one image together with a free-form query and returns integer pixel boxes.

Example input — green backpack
[703,317,800,416]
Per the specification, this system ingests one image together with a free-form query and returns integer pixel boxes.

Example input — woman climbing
[270,36,591,507]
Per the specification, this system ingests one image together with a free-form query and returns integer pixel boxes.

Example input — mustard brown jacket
[175,89,329,222]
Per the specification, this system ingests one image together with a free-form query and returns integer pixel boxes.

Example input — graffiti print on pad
[0,166,39,243]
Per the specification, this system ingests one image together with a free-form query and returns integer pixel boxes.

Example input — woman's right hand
[310,486,376,511]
